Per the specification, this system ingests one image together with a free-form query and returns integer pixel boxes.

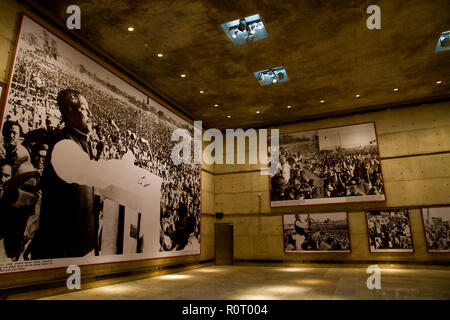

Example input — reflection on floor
[41,265,450,300]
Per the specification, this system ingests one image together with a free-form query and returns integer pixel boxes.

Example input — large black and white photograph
[0,15,201,273]
[0,83,4,100]
[0,83,4,107]
[421,206,450,253]
[270,122,385,207]
[366,208,414,253]
[283,212,351,253]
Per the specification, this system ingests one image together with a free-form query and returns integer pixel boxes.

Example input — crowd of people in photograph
[367,211,413,250]
[271,144,385,201]
[284,214,350,251]
[0,46,200,262]
[424,220,450,251]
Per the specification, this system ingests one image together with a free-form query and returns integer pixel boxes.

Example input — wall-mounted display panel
[270,122,385,207]
[366,208,414,253]
[0,83,4,105]
[0,14,201,274]
[421,206,450,253]
[283,211,351,253]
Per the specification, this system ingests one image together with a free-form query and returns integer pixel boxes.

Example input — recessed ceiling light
[320,100,325,103]
[287,105,292,109]
[157,53,164,57]
[256,110,260,114]
[355,94,360,98]
[128,26,134,32]
[393,88,399,92]
[436,80,442,84]
[227,115,231,118]
[199,90,204,94]
[214,104,219,107]
[180,74,186,78]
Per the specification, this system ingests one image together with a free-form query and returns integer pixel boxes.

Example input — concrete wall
[1,0,448,294]
[0,0,215,290]
[212,101,450,263]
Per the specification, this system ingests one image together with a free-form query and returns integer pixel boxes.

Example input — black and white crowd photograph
[270,123,385,207]
[422,206,450,253]
[366,208,414,253]
[283,212,351,253]
[0,16,201,272]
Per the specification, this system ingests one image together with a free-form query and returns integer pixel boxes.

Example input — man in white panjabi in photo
[30,89,150,259]
[293,214,308,250]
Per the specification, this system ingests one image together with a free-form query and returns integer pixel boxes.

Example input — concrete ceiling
[21,0,450,129]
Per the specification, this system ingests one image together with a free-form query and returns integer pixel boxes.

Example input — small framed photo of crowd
[283,211,351,253]
[366,208,414,253]
[421,206,450,253]
[270,122,386,207]
[0,14,201,274]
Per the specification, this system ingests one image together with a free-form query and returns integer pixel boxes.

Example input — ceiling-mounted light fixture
[254,66,289,86]
[221,14,269,45]
[435,31,450,52]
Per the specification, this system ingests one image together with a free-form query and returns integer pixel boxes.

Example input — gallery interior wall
[1,0,449,295]
[212,100,450,263]
[0,1,215,290]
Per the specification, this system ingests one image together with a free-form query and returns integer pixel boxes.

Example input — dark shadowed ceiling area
[20,0,450,129]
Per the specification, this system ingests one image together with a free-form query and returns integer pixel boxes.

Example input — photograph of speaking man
[0,15,200,271]
[283,212,351,253]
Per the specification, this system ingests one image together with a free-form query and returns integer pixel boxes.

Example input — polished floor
[41,265,450,300]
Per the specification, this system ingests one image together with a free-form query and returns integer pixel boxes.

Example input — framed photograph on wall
[421,205,450,253]
[270,122,386,207]
[366,208,414,253]
[0,14,201,274]
[0,82,5,106]
[282,211,351,253]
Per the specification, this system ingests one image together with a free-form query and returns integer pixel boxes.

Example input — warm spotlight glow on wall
[294,279,332,286]
[263,285,309,294]
[159,274,192,280]
[232,294,277,300]
[276,267,311,272]
[97,285,134,294]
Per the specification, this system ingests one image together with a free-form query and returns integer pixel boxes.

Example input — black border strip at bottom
[0,259,214,299]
